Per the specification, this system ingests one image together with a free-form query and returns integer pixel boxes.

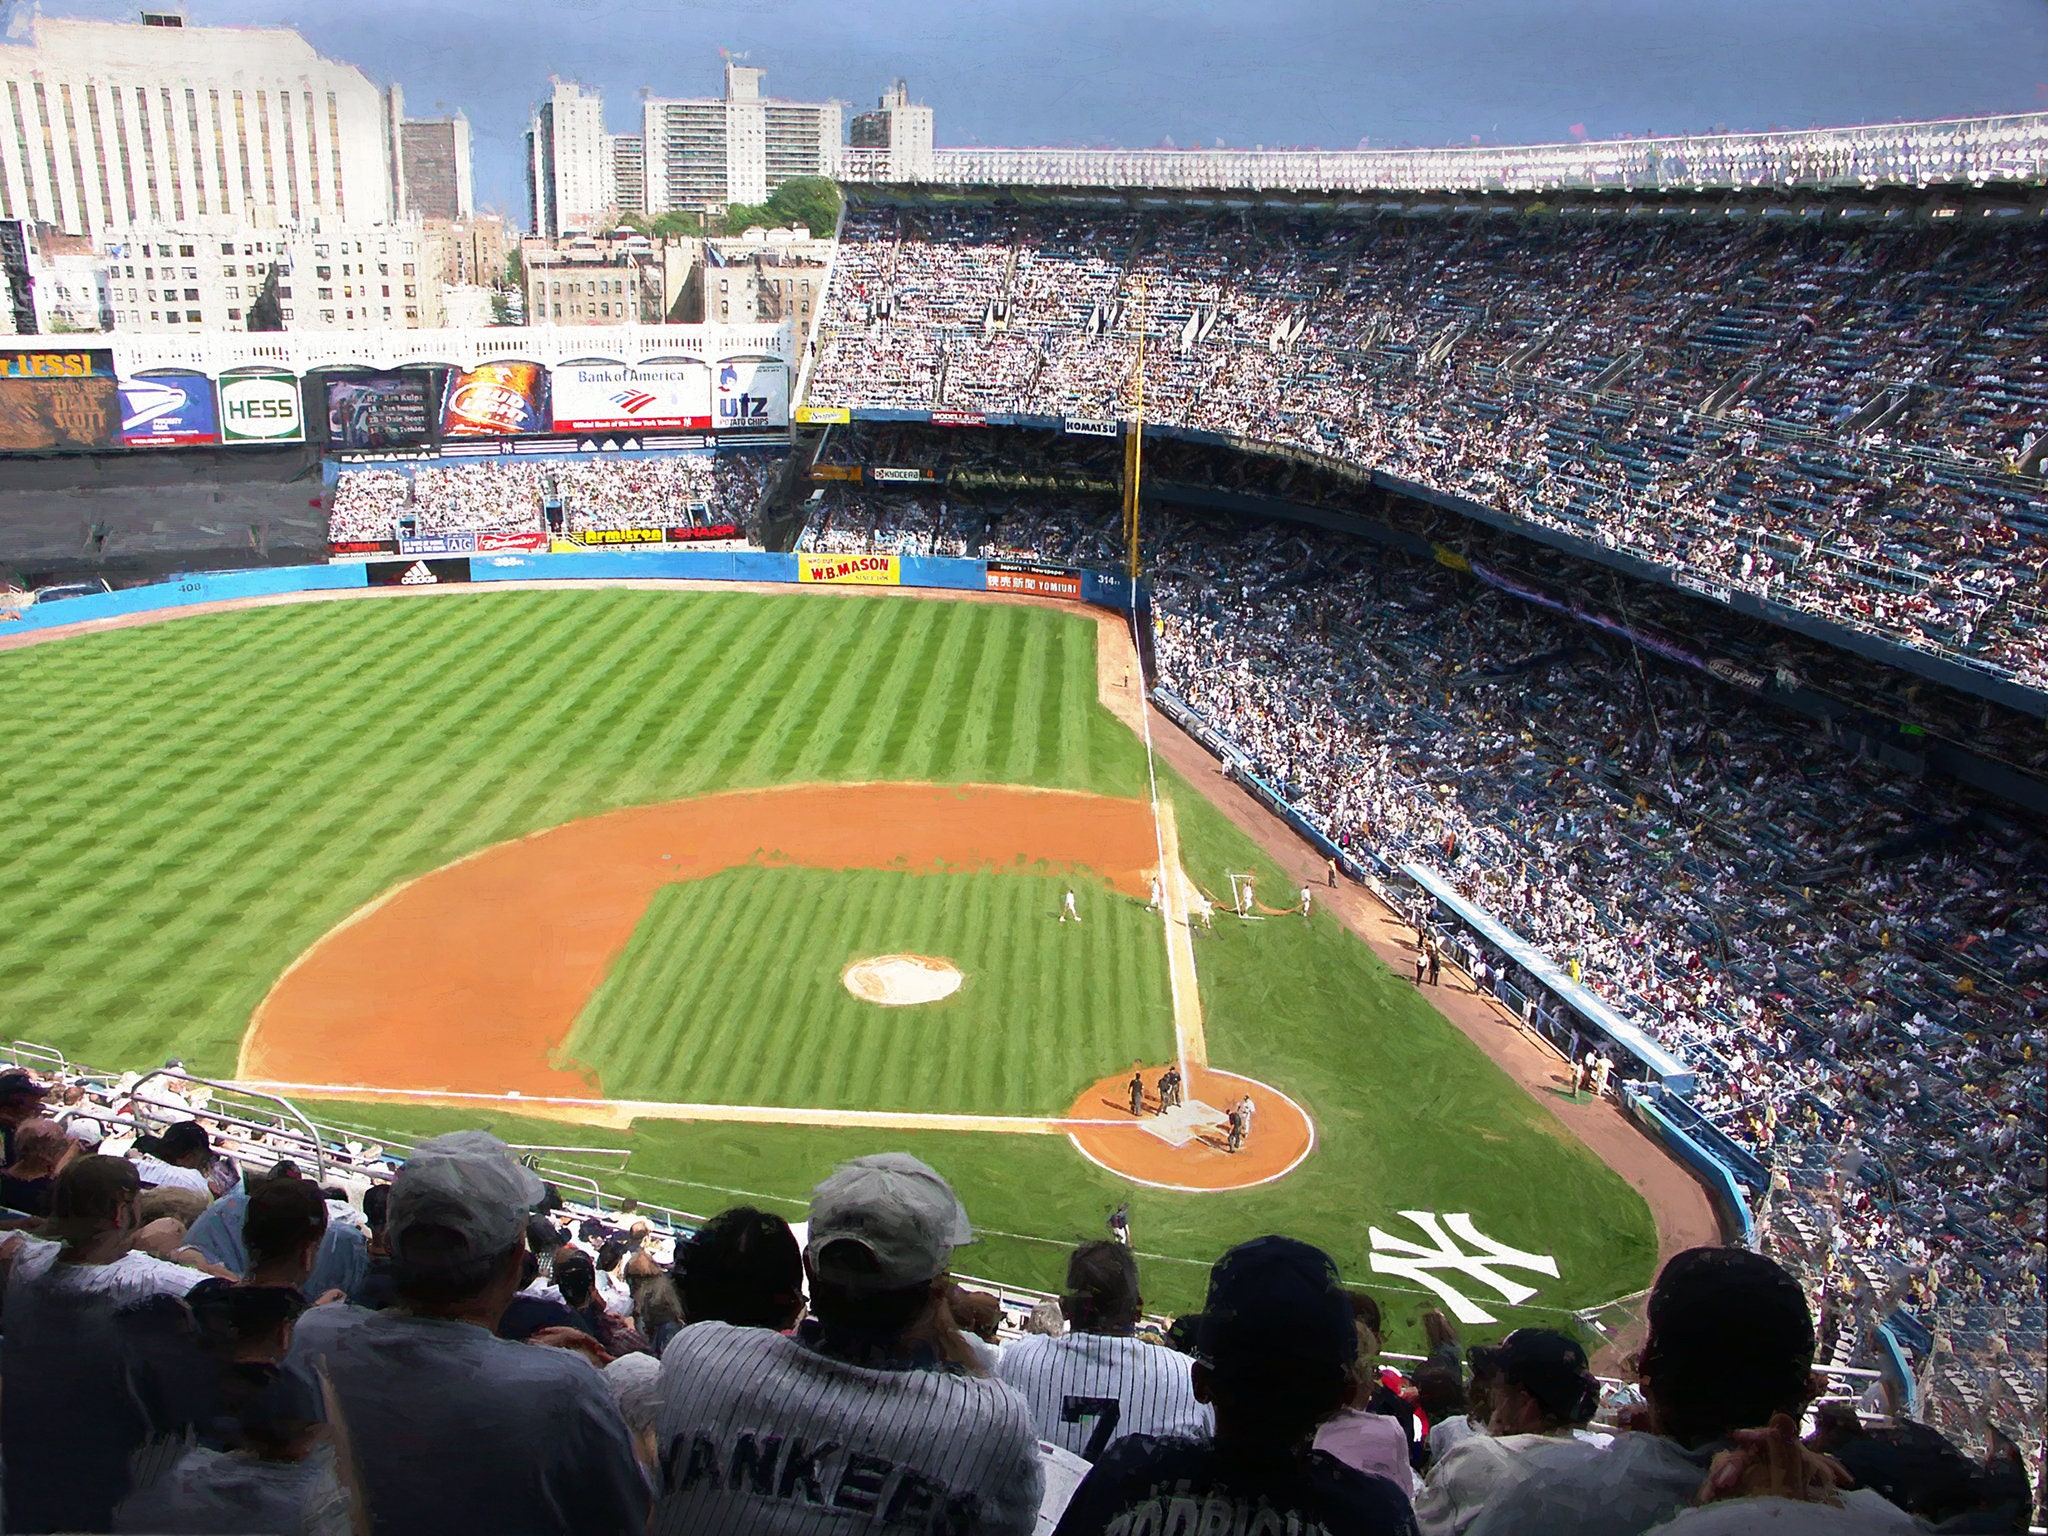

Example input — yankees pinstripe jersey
[651,1321,1043,1536]
[995,1332,1212,1462]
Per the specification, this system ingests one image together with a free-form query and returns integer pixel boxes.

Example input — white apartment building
[849,81,933,179]
[642,62,840,214]
[101,220,435,333]
[0,13,394,240]
[526,79,611,238]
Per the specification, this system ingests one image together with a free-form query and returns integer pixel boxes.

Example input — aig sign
[218,371,305,443]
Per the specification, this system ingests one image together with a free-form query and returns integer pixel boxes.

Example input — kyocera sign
[218,372,305,443]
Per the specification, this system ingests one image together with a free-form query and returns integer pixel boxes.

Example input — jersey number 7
[1061,1395,1122,1460]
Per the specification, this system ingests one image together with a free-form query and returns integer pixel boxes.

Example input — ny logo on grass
[1367,1211,1559,1325]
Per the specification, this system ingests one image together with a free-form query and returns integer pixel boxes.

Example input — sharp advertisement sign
[713,357,789,431]
[551,360,711,433]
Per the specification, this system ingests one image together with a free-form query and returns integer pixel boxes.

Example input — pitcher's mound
[843,954,964,1006]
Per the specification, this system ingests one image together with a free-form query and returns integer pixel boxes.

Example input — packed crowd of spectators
[3,1055,2035,1533]
[327,455,772,543]
[808,205,2047,688]
[800,487,1123,567]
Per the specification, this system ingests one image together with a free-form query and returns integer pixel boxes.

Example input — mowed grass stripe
[561,866,1173,1116]
[1,591,1148,1075]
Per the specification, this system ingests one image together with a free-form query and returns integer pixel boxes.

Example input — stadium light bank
[839,113,2048,196]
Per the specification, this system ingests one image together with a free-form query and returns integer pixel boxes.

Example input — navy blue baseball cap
[1197,1235,1358,1375]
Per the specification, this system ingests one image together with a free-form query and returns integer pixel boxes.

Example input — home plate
[1141,1100,1227,1148]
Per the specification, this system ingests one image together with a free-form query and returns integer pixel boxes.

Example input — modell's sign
[929,410,985,428]
[217,371,305,443]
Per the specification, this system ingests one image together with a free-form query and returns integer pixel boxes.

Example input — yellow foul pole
[1122,277,1146,582]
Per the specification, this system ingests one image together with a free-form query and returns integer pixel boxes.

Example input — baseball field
[0,585,1659,1326]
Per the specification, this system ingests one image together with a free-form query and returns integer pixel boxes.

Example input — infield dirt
[240,781,1161,1100]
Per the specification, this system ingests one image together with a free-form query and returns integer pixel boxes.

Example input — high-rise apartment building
[0,14,394,238]
[526,79,611,238]
[642,62,840,215]
[610,133,645,219]
[850,81,933,179]
[399,114,474,221]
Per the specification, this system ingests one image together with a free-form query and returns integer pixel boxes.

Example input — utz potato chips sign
[218,371,305,443]
[119,370,219,447]
[714,357,789,431]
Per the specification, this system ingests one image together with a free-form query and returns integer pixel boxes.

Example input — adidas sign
[398,561,438,586]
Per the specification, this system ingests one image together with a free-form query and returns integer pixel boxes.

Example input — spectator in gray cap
[650,1151,1042,1535]
[288,1131,648,1536]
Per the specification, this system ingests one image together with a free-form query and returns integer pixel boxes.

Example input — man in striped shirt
[997,1240,1210,1462]
[650,1152,1042,1535]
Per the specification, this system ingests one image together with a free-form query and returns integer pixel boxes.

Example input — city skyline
[10,0,2048,224]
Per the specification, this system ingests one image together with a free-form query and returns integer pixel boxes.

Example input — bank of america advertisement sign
[714,357,789,431]
[551,360,710,432]
[218,370,304,443]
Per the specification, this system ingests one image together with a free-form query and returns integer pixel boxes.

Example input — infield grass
[560,867,1173,1114]
[0,586,1658,1326]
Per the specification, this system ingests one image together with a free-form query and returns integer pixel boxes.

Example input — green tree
[504,246,524,289]
[766,176,842,238]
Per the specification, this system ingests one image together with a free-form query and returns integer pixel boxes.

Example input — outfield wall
[2,550,1137,635]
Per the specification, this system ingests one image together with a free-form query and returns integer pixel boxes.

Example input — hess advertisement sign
[714,358,789,431]
[217,371,305,443]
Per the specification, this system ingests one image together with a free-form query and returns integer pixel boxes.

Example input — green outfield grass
[0,586,1657,1328]
[560,867,1173,1114]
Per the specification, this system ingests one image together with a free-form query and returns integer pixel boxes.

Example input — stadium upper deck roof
[840,113,2048,197]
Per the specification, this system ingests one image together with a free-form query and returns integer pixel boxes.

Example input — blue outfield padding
[1623,1087,1756,1246]
[6,550,1158,638]
[899,556,985,591]
[4,563,365,633]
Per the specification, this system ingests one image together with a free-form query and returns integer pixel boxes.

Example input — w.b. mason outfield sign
[218,371,305,444]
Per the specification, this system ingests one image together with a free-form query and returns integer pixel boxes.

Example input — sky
[21,0,2048,222]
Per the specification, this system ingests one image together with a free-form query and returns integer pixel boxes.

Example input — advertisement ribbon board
[868,466,934,484]
[551,360,711,432]
[218,371,305,443]
[118,370,220,447]
[794,404,851,425]
[798,553,900,586]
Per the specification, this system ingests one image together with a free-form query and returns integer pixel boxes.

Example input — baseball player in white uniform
[1148,875,1163,911]
[1061,888,1080,923]
[996,1241,1210,1464]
